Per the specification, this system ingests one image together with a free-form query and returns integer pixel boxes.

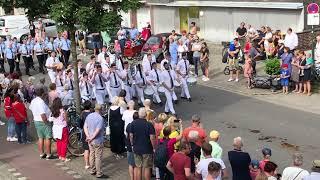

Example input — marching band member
[20,39,33,76]
[106,63,122,103]
[86,55,96,73]
[97,46,107,63]
[160,52,170,71]
[12,37,21,74]
[45,51,61,83]
[142,50,156,62]
[60,34,71,66]
[91,64,108,105]
[161,62,177,115]
[33,38,45,74]
[142,53,155,77]
[65,69,74,95]
[0,38,5,73]
[27,35,36,70]
[101,53,111,73]
[4,42,16,74]
[119,61,133,102]
[134,64,146,106]
[116,55,125,71]
[45,37,55,56]
[55,69,65,93]
[176,52,191,102]
[148,62,162,104]
[80,72,93,101]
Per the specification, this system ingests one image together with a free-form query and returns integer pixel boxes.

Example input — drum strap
[168,70,173,89]
[155,69,159,82]
[184,60,188,75]
[85,82,89,94]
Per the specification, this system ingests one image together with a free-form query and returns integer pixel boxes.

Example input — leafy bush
[265,58,281,75]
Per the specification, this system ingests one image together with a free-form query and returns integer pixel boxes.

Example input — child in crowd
[4,88,17,142]
[201,130,222,159]
[12,95,29,144]
[259,147,272,171]
[250,159,260,180]
[205,161,222,180]
[280,64,290,94]
[244,54,254,89]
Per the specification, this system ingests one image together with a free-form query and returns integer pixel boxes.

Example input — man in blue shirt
[4,43,15,74]
[33,39,45,74]
[129,24,139,40]
[60,34,71,66]
[12,37,21,74]
[20,39,33,76]
[84,104,108,178]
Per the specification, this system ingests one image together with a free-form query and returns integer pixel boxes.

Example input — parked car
[0,15,29,39]
[9,18,57,42]
[141,33,181,62]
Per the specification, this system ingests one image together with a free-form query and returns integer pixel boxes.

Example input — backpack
[154,139,169,168]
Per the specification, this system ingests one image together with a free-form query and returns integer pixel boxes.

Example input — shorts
[79,39,86,49]
[281,79,289,86]
[228,57,239,70]
[134,153,153,168]
[92,41,100,49]
[127,151,135,166]
[34,121,52,139]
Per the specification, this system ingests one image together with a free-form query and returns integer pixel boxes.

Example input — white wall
[152,6,176,34]
[120,10,131,27]
[201,7,304,43]
[137,7,151,31]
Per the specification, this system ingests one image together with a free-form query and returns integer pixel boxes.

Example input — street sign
[307,3,319,14]
[308,13,320,26]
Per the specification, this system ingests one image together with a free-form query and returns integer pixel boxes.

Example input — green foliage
[265,58,281,75]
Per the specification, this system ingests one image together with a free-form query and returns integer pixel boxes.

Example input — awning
[147,1,304,10]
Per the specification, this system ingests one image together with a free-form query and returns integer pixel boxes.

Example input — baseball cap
[282,64,288,68]
[262,147,272,156]
[209,130,220,139]
[251,159,260,169]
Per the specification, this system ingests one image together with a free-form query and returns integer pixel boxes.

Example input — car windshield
[146,36,160,45]
[0,19,5,27]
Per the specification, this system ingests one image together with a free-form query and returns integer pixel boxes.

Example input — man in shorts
[29,86,53,159]
[78,30,87,56]
[129,108,156,180]
[228,38,241,82]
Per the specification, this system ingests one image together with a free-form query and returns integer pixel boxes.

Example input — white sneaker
[11,137,18,142]
[0,121,5,126]
[228,78,234,82]
[7,137,11,142]
[202,77,206,81]
[235,78,239,82]
[205,77,210,81]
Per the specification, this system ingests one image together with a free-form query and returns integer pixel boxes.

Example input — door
[179,7,189,33]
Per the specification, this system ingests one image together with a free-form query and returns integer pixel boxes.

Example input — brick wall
[297,29,320,50]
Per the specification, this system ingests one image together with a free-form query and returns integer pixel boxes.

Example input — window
[146,36,160,45]
[0,19,5,27]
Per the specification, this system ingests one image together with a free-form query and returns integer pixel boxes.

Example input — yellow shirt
[159,130,180,149]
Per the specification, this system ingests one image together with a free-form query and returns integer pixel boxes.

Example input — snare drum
[158,85,166,95]
[144,86,154,96]
[187,76,197,86]
[173,80,181,87]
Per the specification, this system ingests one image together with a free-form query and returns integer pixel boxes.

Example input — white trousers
[150,84,161,103]
[135,86,145,104]
[95,89,106,105]
[164,89,175,114]
[124,85,133,102]
[180,77,191,98]
[48,71,56,83]
[109,87,121,103]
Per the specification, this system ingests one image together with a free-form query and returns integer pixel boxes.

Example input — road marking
[12,172,22,176]
[73,175,82,179]
[17,177,28,180]
[61,166,70,170]
[67,170,76,175]
[8,168,16,172]
[55,162,64,166]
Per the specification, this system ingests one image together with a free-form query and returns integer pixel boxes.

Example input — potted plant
[264,58,281,91]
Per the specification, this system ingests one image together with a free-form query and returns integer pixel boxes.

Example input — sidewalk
[200,43,320,115]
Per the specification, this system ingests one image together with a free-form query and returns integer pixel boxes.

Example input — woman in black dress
[299,52,313,96]
[109,96,126,159]
[80,100,92,169]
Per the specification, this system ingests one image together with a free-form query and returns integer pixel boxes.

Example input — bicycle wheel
[68,128,84,157]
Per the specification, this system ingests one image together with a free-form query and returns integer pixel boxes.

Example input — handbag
[105,108,110,136]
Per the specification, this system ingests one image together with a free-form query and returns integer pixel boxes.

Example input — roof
[148,1,304,10]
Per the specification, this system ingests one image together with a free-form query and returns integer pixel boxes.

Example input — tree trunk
[70,30,81,114]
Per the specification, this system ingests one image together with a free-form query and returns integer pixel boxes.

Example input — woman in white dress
[122,100,136,136]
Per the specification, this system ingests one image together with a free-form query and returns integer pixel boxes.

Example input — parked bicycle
[221,41,244,75]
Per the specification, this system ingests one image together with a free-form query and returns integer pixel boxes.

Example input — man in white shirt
[91,64,108,105]
[196,142,227,180]
[284,28,298,51]
[134,64,146,105]
[281,153,309,180]
[101,54,111,73]
[143,50,156,64]
[86,55,96,73]
[29,86,53,159]
[45,51,60,83]
[80,72,93,101]
[160,52,170,71]
[119,61,133,102]
[176,52,191,102]
[65,69,74,95]
[97,46,107,63]
[161,62,177,115]
[142,54,156,77]
[147,62,162,104]
[106,63,121,103]
[55,69,65,93]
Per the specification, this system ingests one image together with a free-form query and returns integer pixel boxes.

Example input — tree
[0,0,141,113]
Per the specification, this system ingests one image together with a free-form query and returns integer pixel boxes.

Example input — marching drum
[187,76,197,86]
[144,86,154,96]
[157,85,166,95]
[173,80,181,88]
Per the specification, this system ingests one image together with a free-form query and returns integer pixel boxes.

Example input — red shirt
[160,138,177,159]
[12,102,27,123]
[259,159,270,171]
[183,125,207,147]
[169,152,191,180]
[4,97,13,118]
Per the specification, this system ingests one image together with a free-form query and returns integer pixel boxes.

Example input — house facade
[124,0,306,42]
